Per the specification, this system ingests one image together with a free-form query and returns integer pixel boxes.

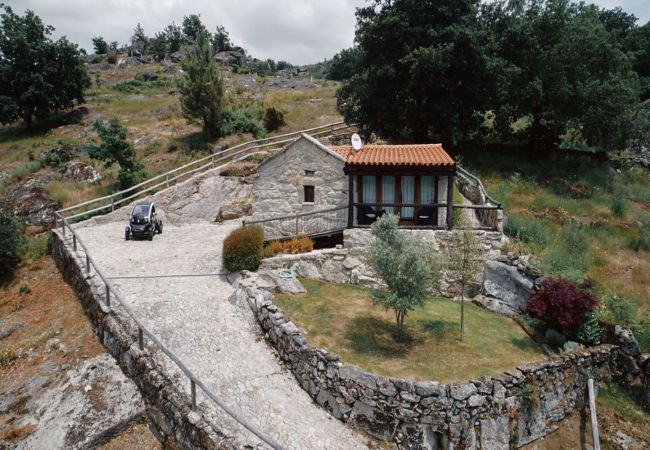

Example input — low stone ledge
[51,230,236,450]
[235,270,649,449]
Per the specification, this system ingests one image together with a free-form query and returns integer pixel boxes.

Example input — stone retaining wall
[51,231,236,450]
[262,228,505,296]
[233,270,650,449]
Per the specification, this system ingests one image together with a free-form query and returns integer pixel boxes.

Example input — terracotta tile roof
[330,144,455,167]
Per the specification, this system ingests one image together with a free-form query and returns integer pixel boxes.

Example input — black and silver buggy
[125,201,162,241]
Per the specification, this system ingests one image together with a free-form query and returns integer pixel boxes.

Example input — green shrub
[610,194,629,218]
[503,214,550,247]
[0,203,26,277]
[576,311,601,346]
[602,293,645,337]
[263,107,285,132]
[628,220,650,252]
[219,108,266,138]
[222,225,264,272]
[541,225,589,282]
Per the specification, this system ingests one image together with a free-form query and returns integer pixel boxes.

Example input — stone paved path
[75,220,375,450]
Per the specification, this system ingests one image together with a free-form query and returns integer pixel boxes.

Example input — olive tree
[367,214,441,341]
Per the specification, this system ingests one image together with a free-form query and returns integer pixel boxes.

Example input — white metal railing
[57,121,356,222]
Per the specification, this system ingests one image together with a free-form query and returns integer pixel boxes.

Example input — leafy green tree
[327,47,361,81]
[182,14,207,42]
[367,214,441,341]
[109,41,119,52]
[179,31,225,140]
[165,22,182,53]
[446,217,484,342]
[92,36,109,54]
[625,22,650,100]
[276,61,293,71]
[0,202,25,278]
[212,25,232,52]
[89,118,145,190]
[338,0,497,144]
[0,5,90,132]
[485,0,640,150]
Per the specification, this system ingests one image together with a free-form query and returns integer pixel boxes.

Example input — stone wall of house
[232,270,650,449]
[252,136,348,219]
[51,231,236,450]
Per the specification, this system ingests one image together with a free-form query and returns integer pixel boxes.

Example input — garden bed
[274,279,547,382]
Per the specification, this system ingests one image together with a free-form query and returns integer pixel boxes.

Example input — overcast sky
[5,0,649,65]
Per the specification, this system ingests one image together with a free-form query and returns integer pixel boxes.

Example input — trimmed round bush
[222,225,264,272]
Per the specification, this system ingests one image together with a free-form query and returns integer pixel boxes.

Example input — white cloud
[3,0,647,65]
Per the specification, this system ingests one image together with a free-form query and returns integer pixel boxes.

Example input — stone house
[252,133,457,230]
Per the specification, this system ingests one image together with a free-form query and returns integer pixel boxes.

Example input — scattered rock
[117,56,141,69]
[162,64,180,74]
[169,50,186,63]
[0,321,24,340]
[141,72,158,81]
[217,203,252,221]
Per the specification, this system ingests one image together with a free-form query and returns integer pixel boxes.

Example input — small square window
[303,185,315,203]
[305,170,316,176]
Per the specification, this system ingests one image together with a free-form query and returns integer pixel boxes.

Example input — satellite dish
[351,133,363,152]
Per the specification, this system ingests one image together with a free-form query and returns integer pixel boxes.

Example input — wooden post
[191,380,197,407]
[446,174,454,229]
[347,174,354,228]
[588,378,601,450]
[111,197,115,212]
[73,234,77,251]
[105,283,111,307]
[86,255,90,273]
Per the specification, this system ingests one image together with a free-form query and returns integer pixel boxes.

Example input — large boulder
[482,260,533,315]
[217,203,252,221]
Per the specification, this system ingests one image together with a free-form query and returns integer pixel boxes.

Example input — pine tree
[178,31,224,140]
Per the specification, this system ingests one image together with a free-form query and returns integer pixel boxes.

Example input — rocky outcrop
[65,160,102,184]
[3,178,59,226]
[233,270,649,449]
[217,203,251,221]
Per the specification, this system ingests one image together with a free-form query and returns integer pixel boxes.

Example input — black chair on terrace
[357,205,379,225]
[417,206,437,226]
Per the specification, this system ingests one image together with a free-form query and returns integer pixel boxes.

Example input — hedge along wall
[234,271,650,450]
[51,230,237,450]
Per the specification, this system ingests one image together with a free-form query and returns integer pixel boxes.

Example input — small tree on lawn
[446,216,484,342]
[89,118,145,190]
[367,214,441,341]
[178,30,225,140]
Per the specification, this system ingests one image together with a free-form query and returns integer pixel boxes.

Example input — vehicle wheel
[157,220,163,234]
[125,230,130,241]
[148,229,154,241]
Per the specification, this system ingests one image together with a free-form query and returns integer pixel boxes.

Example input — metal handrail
[55,212,284,450]
[57,121,355,220]
[243,205,348,225]
[457,166,501,207]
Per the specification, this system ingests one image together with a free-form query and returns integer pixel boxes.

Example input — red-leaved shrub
[525,278,598,336]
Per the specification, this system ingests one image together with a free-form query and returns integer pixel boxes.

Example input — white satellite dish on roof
[351,133,363,152]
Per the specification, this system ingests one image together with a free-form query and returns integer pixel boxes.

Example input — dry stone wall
[233,270,650,449]
[51,231,237,450]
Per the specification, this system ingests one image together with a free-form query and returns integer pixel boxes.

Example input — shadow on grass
[344,316,414,359]
[0,110,88,144]
[421,319,457,342]
[509,336,542,352]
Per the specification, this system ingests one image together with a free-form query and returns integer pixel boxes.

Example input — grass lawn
[274,279,547,382]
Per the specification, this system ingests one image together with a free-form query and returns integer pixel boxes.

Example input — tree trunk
[24,107,34,133]
[460,284,465,342]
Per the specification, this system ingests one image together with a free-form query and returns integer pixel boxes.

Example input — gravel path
[74,219,374,450]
